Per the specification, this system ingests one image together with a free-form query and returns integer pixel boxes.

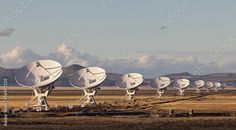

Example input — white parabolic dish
[194,80,205,88]
[151,77,170,89]
[117,73,143,90]
[206,82,214,88]
[174,79,190,89]
[69,67,107,89]
[15,60,63,89]
[214,82,221,88]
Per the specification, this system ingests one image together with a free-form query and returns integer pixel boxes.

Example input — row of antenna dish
[15,60,225,111]
[150,77,225,97]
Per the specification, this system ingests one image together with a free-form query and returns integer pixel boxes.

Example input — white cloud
[48,43,89,66]
[0,46,42,68]
[1,44,236,78]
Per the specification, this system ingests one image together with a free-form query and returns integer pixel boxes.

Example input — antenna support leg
[157,89,165,98]
[177,89,185,96]
[27,88,51,111]
[125,89,136,101]
[196,88,200,93]
[80,88,97,106]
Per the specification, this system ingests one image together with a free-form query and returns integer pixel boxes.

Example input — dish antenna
[221,83,226,90]
[15,60,63,111]
[150,76,171,98]
[69,67,106,105]
[193,80,205,93]
[173,79,190,96]
[116,73,143,101]
[213,82,222,92]
[205,81,214,92]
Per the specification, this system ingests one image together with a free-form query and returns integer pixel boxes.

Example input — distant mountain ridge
[0,64,236,87]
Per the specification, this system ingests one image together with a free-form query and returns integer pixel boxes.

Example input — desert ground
[1,86,236,130]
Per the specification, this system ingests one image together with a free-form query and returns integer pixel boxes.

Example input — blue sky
[0,0,236,77]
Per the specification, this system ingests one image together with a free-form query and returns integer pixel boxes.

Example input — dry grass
[2,116,236,130]
[1,87,236,130]
[1,87,236,112]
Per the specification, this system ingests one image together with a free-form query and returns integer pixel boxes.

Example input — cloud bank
[0,43,236,78]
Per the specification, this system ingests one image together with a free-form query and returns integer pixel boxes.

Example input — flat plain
[1,87,236,130]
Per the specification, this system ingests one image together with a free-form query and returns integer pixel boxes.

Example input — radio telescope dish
[193,80,205,93]
[69,67,106,105]
[150,76,170,98]
[213,82,222,92]
[15,60,63,111]
[221,83,226,90]
[173,79,190,96]
[205,81,214,92]
[116,73,143,101]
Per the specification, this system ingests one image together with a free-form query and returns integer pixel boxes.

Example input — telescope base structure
[206,88,210,93]
[196,87,204,93]
[124,89,136,101]
[177,88,186,96]
[196,87,208,93]
[196,88,200,93]
[157,89,165,98]
[27,89,51,111]
[80,89,97,106]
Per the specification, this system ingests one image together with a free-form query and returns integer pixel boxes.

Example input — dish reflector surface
[117,73,143,90]
[174,79,190,89]
[194,80,205,88]
[206,82,214,88]
[15,60,63,88]
[214,82,221,88]
[151,77,170,89]
[69,67,106,89]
